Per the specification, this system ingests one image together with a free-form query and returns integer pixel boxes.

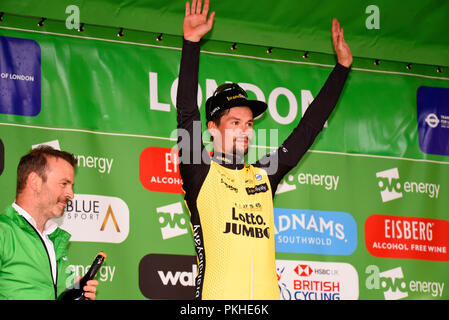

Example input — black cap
[205,83,268,122]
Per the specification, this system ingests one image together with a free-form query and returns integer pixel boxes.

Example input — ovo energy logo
[365,265,445,300]
[156,202,189,240]
[376,167,440,203]
[365,265,408,300]
[376,168,402,202]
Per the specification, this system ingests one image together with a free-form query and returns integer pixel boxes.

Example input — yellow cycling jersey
[176,39,349,300]
[189,160,279,300]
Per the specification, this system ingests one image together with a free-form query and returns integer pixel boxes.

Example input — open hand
[332,18,353,68]
[183,0,215,42]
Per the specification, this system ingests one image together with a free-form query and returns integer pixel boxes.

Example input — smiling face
[207,106,254,156]
[36,156,75,220]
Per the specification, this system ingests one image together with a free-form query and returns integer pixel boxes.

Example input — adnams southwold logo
[376,167,440,202]
[365,265,445,300]
[56,194,129,243]
[274,208,357,256]
[155,202,190,240]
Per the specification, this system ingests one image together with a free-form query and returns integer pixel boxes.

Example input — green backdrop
[0,1,448,300]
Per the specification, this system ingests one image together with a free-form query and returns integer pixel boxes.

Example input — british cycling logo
[274,208,357,255]
[156,201,189,240]
[277,259,358,300]
[365,265,445,299]
[375,167,440,203]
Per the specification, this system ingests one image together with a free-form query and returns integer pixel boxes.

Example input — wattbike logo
[155,202,189,240]
[376,168,440,203]
[365,265,445,300]
[138,254,196,299]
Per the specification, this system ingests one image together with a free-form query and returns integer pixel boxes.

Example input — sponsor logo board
[57,194,129,243]
[274,208,357,255]
[139,146,183,194]
[417,86,449,156]
[0,36,41,116]
[365,265,445,300]
[138,253,196,299]
[376,167,440,203]
[277,259,359,300]
[365,214,449,261]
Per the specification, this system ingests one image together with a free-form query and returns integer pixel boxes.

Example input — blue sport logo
[0,36,41,116]
[274,208,357,255]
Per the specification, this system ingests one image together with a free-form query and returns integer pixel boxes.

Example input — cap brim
[228,98,268,120]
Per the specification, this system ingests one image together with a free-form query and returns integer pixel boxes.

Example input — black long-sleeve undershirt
[176,39,350,198]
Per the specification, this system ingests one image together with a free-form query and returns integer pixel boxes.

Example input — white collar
[12,202,58,236]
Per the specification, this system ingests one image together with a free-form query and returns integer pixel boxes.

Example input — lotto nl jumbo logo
[156,202,189,240]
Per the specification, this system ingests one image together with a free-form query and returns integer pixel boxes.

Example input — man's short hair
[16,146,77,196]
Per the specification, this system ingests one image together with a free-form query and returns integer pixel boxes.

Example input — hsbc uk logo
[294,264,338,278]
[294,265,313,277]
[156,202,189,240]
[277,260,358,300]
[375,168,440,203]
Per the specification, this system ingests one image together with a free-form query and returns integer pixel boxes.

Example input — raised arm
[257,19,352,193]
[177,0,215,131]
[176,0,215,190]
